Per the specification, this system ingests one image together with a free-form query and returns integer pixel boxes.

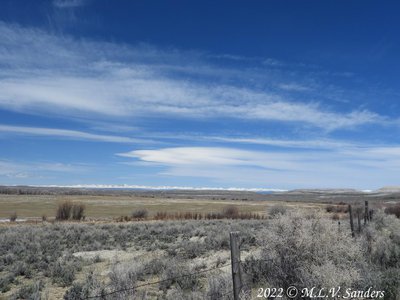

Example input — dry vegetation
[0,188,399,299]
[0,207,399,299]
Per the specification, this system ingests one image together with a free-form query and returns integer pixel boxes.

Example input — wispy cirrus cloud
[53,0,90,8]
[0,125,149,144]
[0,21,388,131]
[0,160,88,180]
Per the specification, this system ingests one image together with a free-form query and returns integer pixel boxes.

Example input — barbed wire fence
[80,231,268,300]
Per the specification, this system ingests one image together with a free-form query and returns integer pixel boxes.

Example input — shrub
[0,273,15,293]
[222,205,239,218]
[244,210,366,290]
[56,201,85,221]
[131,209,148,219]
[11,280,43,300]
[385,204,400,218]
[56,201,73,220]
[326,204,348,214]
[63,271,105,300]
[50,256,81,286]
[71,203,85,221]
[207,274,232,300]
[107,262,144,298]
[154,211,168,220]
[268,205,287,217]
[9,212,17,222]
[159,259,200,291]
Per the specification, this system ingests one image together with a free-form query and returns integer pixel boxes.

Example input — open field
[0,209,399,299]
[1,186,399,221]
[0,194,326,220]
[0,187,400,299]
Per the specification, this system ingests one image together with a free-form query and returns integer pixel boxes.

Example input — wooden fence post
[348,204,355,237]
[230,231,242,300]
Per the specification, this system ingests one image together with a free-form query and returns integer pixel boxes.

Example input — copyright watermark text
[256,286,385,298]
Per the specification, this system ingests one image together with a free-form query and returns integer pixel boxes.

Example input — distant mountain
[376,186,400,193]
[288,188,367,194]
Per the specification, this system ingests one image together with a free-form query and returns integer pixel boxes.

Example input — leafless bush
[72,203,86,221]
[56,201,85,220]
[56,201,73,220]
[385,203,400,218]
[326,204,348,214]
[222,205,239,218]
[131,209,148,219]
[9,212,17,222]
[154,211,168,220]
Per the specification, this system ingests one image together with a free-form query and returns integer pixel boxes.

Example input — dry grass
[0,194,326,221]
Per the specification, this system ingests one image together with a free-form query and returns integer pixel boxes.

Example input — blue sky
[0,0,400,190]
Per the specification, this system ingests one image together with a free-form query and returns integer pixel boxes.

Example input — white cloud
[53,0,89,8]
[0,22,388,131]
[0,160,88,179]
[277,83,312,92]
[209,136,352,149]
[0,125,149,144]
[118,146,400,189]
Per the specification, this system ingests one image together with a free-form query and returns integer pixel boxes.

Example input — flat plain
[1,187,398,221]
[0,187,399,299]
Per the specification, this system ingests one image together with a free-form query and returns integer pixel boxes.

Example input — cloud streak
[0,21,388,131]
[0,160,88,179]
[53,0,89,8]
[0,125,149,144]
[118,146,400,189]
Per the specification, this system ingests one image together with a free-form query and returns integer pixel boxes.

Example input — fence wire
[80,241,275,299]
[83,262,231,299]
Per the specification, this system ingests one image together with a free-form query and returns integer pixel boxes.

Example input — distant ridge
[376,186,400,193]
[288,188,370,194]
[26,184,289,193]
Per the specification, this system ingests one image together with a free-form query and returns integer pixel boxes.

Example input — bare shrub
[9,212,17,222]
[131,209,148,219]
[56,201,73,220]
[71,203,85,221]
[154,211,168,220]
[385,203,400,218]
[205,212,223,219]
[56,201,85,221]
[222,205,239,218]
[326,204,348,214]
[326,205,335,213]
